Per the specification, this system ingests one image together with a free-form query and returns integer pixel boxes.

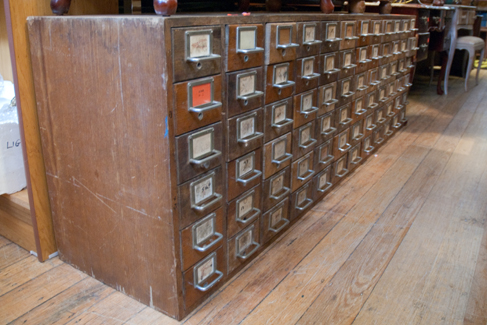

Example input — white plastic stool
[445,36,485,93]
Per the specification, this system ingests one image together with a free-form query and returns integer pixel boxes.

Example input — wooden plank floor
[1,72,487,324]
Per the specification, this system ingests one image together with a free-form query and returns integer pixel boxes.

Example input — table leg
[437,51,448,95]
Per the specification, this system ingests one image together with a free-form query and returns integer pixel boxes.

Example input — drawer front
[348,142,363,172]
[181,208,224,271]
[340,21,358,50]
[390,60,399,78]
[174,75,223,136]
[316,110,337,144]
[318,82,338,115]
[407,36,418,58]
[378,85,388,104]
[227,108,264,161]
[387,81,396,99]
[264,98,294,143]
[183,246,226,311]
[293,89,319,128]
[263,132,293,179]
[262,197,291,244]
[382,20,394,43]
[320,52,340,85]
[296,56,320,93]
[366,89,378,110]
[369,44,381,69]
[367,67,380,91]
[393,20,402,41]
[356,46,370,74]
[227,148,263,201]
[380,42,392,65]
[392,41,402,60]
[290,181,314,220]
[362,134,376,158]
[292,121,317,160]
[321,21,341,53]
[364,112,377,137]
[354,72,369,99]
[392,113,402,130]
[385,99,395,118]
[335,102,353,132]
[338,49,356,79]
[176,122,223,184]
[373,125,385,147]
[227,185,262,238]
[226,67,264,117]
[350,120,365,146]
[178,167,224,229]
[370,20,383,44]
[375,105,386,125]
[379,64,390,85]
[417,33,429,62]
[173,26,222,83]
[357,20,371,47]
[336,76,355,107]
[332,153,350,184]
[400,40,408,56]
[394,94,404,113]
[352,96,367,123]
[265,23,298,65]
[384,117,394,138]
[314,138,334,172]
[263,166,291,212]
[333,128,351,159]
[291,151,315,192]
[312,164,334,201]
[226,24,265,72]
[228,220,261,273]
[265,61,296,104]
[297,21,322,58]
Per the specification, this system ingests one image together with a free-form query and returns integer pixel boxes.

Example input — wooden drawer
[316,110,337,144]
[320,52,340,85]
[369,44,381,69]
[297,21,322,58]
[264,98,294,143]
[332,154,349,184]
[227,148,263,201]
[178,167,224,229]
[225,24,265,72]
[356,46,370,74]
[390,60,399,78]
[265,23,298,65]
[291,151,315,192]
[336,76,355,107]
[290,181,314,220]
[265,61,295,104]
[314,138,334,172]
[173,26,222,82]
[292,121,318,160]
[384,99,395,118]
[379,64,390,85]
[318,82,338,115]
[340,21,358,50]
[367,67,380,92]
[262,197,290,244]
[228,220,261,273]
[366,89,378,110]
[296,56,320,93]
[333,128,351,159]
[393,19,402,41]
[370,20,383,44]
[174,75,223,136]
[373,125,385,147]
[263,167,291,212]
[263,132,293,179]
[183,246,225,311]
[392,41,402,60]
[407,36,418,58]
[380,42,392,65]
[400,39,408,55]
[227,185,262,238]
[398,58,406,74]
[176,122,223,184]
[417,33,429,62]
[362,134,376,158]
[382,20,394,43]
[378,85,388,104]
[374,105,386,125]
[335,102,353,132]
[293,89,319,128]
[227,108,264,161]
[350,119,365,146]
[387,81,396,99]
[352,96,366,123]
[321,21,341,53]
[357,20,371,47]
[354,72,369,99]
[181,208,224,271]
[392,113,402,131]
[394,95,404,113]
[384,117,394,139]
[312,164,333,201]
[348,142,363,172]
[338,49,356,79]
[226,67,264,118]
[364,112,377,137]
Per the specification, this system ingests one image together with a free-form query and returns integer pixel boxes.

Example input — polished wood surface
[1,73,487,323]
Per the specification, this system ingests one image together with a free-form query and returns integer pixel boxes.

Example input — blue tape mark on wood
[164,116,169,138]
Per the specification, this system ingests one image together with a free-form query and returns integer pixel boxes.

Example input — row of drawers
[179,100,409,310]
[173,18,418,82]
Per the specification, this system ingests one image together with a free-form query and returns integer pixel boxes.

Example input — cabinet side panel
[28,17,180,318]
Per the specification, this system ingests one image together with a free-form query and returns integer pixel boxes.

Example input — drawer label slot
[192,174,215,206]
[189,128,214,160]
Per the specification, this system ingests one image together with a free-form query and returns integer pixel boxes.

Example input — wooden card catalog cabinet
[29,12,414,320]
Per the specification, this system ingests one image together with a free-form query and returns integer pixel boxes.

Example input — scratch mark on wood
[73,177,116,213]
[117,22,125,112]
[126,206,148,216]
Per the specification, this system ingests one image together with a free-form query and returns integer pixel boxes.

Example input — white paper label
[381,67,387,79]
[191,132,212,159]
[369,94,375,105]
[366,116,373,128]
[387,104,392,115]
[352,148,358,161]
[365,137,371,149]
[270,208,283,228]
[321,145,329,161]
[300,127,311,145]
[389,84,394,94]
[302,93,313,111]
[401,42,406,52]
[360,49,367,62]
[194,177,213,205]
[324,87,333,102]
[297,189,307,205]
[356,99,363,112]
[374,23,381,35]
[399,61,404,71]
[394,43,399,53]
[345,53,352,67]
[303,59,314,76]
[195,218,214,245]
[341,108,348,122]
[378,110,383,120]
[404,22,409,31]
[358,76,364,89]
[338,159,345,173]
[305,26,316,42]
[189,34,210,58]
[298,158,309,177]
[326,56,335,71]
[385,124,390,134]
[387,22,392,33]
[322,116,331,132]
[274,140,286,160]
[274,105,286,124]
[275,65,289,84]
[271,174,284,196]
[340,133,347,148]
[391,64,396,74]
[319,172,329,188]
[395,98,400,108]
[238,155,254,177]
[197,256,215,283]
[346,24,354,37]
[239,74,255,96]
[238,194,253,219]
[343,81,350,95]
[393,116,398,125]
[395,21,400,32]
[239,117,255,139]
[380,89,385,99]
[238,230,253,253]
[353,125,360,138]
[239,29,256,50]
[362,22,369,35]
[327,25,336,39]
[373,46,379,58]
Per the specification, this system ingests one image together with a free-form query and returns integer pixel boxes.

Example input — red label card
[192,83,211,107]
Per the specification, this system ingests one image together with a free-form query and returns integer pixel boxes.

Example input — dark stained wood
[319,52,340,86]
[289,181,314,221]
[314,138,334,173]
[317,83,338,115]
[263,132,293,179]
[226,67,264,117]
[265,23,297,65]
[338,49,357,79]
[225,24,265,72]
[332,128,351,159]
[227,219,261,273]
[291,151,315,192]
[335,103,353,133]
[321,21,341,53]
[263,98,294,143]
[226,108,264,161]
[226,148,263,201]
[227,185,263,238]
[261,197,290,244]
[311,164,334,201]
[262,166,291,212]
[296,21,322,59]
[295,56,320,94]
[265,61,296,105]
[291,120,317,160]
[293,89,318,128]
